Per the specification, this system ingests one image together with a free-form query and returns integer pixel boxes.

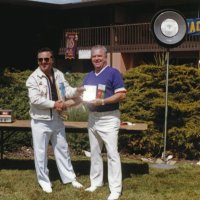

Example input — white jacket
[26,67,77,120]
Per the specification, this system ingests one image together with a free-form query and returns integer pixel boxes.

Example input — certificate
[82,85,97,101]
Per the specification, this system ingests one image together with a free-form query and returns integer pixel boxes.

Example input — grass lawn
[1,154,200,200]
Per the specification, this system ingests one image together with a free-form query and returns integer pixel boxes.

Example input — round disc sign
[151,10,187,48]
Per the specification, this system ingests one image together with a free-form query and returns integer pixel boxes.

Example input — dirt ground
[3,146,199,166]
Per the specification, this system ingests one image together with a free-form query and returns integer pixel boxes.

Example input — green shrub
[120,64,200,159]
[0,69,32,119]
[0,70,88,153]
[1,66,200,159]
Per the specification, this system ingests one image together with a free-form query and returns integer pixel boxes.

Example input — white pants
[88,110,122,194]
[31,116,76,188]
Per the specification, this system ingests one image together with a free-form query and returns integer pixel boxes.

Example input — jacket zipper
[44,75,53,119]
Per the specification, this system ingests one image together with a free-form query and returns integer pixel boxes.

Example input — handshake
[54,86,85,112]
[54,98,82,112]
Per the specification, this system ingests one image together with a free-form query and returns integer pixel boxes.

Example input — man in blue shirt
[83,45,126,200]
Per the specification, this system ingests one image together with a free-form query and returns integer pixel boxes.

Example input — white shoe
[107,192,121,200]
[85,185,98,192]
[41,185,52,193]
[72,180,83,189]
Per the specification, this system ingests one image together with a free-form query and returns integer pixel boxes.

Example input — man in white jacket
[26,47,84,193]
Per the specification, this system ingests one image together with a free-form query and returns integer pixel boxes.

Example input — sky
[28,0,88,5]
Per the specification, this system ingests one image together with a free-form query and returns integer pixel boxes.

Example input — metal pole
[110,26,113,66]
[163,49,169,162]
[1,131,4,159]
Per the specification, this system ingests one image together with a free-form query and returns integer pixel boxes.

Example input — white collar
[95,65,108,76]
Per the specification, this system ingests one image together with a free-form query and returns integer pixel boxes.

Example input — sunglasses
[38,57,52,63]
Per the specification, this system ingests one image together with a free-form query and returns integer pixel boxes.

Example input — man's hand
[64,97,83,109]
[63,99,75,109]
[76,86,85,96]
[54,100,64,112]
[87,98,103,106]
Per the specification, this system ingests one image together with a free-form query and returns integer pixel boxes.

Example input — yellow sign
[187,18,200,35]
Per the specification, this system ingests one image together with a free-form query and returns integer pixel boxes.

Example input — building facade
[1,0,200,72]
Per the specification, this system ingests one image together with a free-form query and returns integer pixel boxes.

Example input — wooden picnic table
[0,120,148,159]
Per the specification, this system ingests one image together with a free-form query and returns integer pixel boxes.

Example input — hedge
[0,65,200,159]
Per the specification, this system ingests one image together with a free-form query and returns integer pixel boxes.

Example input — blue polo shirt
[83,66,126,112]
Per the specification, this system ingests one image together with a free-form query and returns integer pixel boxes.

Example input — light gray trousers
[31,116,76,188]
[88,110,122,194]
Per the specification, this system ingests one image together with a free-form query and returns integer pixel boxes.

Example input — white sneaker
[107,192,121,200]
[85,185,98,192]
[72,180,83,189]
[41,185,52,193]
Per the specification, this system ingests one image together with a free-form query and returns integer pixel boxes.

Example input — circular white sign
[161,18,179,37]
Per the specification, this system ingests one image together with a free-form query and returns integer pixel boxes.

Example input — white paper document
[82,85,97,101]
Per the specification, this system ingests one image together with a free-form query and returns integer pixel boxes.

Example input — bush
[120,64,200,159]
[1,66,200,159]
[0,70,88,153]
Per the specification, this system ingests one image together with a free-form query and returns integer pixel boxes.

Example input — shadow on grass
[0,159,35,170]
[0,158,149,182]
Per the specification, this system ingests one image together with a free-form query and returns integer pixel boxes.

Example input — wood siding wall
[59,23,200,55]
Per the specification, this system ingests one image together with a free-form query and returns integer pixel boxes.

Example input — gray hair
[91,45,107,56]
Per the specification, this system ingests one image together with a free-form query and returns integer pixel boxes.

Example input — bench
[0,120,148,159]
